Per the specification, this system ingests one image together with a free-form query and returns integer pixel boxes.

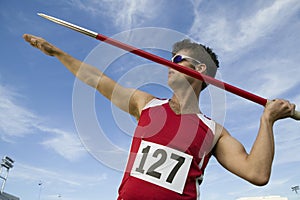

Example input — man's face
[168,49,200,88]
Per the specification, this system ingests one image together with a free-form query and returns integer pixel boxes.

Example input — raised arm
[23,34,154,119]
[213,99,296,186]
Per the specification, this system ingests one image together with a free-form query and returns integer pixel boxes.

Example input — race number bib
[130,140,193,194]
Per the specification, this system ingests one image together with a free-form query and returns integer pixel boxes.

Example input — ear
[195,64,207,74]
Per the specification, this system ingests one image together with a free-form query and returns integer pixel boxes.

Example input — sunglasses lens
[173,55,183,63]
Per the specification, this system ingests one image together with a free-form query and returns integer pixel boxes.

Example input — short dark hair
[172,39,219,90]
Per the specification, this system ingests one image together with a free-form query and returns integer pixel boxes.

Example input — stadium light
[0,156,14,194]
[291,185,299,194]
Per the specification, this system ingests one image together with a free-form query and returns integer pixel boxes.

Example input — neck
[170,87,201,115]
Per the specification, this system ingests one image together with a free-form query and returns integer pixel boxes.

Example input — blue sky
[1,0,300,199]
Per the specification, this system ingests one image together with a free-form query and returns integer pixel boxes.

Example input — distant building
[0,192,20,200]
[237,196,288,200]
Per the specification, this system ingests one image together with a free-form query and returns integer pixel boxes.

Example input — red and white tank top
[117,99,220,200]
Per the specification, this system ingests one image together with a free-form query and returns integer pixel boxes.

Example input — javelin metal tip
[37,13,53,21]
[37,13,46,17]
[37,12,98,38]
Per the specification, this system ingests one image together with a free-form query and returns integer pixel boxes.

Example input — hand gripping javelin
[37,13,300,120]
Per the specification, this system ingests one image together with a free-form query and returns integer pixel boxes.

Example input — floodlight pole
[0,156,14,194]
[38,181,43,200]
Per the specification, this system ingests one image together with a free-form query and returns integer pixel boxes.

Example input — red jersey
[118,99,220,200]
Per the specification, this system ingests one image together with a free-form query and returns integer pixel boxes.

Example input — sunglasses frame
[171,54,202,66]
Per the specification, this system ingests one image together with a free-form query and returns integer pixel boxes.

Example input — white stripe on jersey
[143,98,169,110]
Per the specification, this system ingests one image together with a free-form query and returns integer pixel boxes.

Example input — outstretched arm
[23,34,154,119]
[213,99,295,186]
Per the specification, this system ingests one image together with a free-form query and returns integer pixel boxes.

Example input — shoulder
[211,123,231,153]
[215,123,230,137]
[215,123,232,142]
[198,116,223,150]
[131,93,157,120]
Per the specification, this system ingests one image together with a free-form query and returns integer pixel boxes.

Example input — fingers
[266,99,296,121]
[23,34,58,56]
[274,99,295,115]
[22,34,31,42]
[23,34,36,44]
[278,99,295,115]
[23,34,42,48]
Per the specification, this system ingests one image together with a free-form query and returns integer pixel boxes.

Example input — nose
[168,68,174,74]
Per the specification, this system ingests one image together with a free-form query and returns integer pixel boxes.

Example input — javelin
[37,13,300,120]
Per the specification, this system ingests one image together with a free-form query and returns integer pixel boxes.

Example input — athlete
[23,34,295,199]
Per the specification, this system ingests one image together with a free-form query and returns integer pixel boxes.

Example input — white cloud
[10,162,108,200]
[273,119,300,165]
[236,0,300,49]
[39,126,86,162]
[12,162,107,187]
[68,0,160,30]
[0,85,39,138]
[251,59,300,99]
[189,0,300,54]
[0,84,86,161]
[292,95,300,114]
